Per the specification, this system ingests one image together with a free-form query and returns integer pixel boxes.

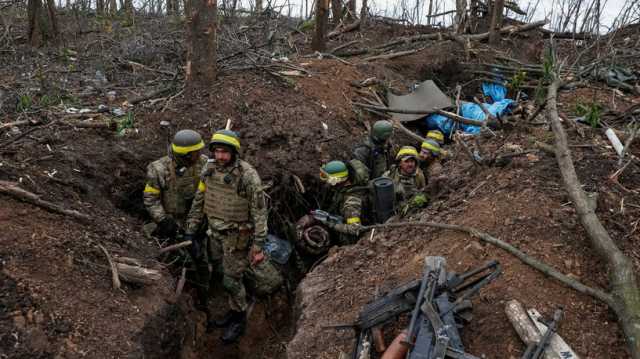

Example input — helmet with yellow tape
[171,129,204,156]
[209,129,241,153]
[319,160,349,186]
[395,145,419,161]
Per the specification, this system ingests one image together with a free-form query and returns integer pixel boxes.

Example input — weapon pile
[351,257,502,359]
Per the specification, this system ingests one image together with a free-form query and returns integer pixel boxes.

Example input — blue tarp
[423,82,514,135]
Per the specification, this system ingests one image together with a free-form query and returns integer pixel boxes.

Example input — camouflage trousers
[209,228,283,312]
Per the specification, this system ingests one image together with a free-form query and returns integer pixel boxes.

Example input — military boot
[221,311,246,344]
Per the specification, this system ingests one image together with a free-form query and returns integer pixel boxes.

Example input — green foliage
[299,19,315,31]
[507,70,527,92]
[575,102,602,128]
[17,94,33,112]
[117,111,135,136]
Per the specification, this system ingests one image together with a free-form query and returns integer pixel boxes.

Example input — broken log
[463,19,548,41]
[505,300,560,359]
[115,262,162,285]
[0,181,91,222]
[547,76,640,358]
[328,19,361,38]
[0,119,31,130]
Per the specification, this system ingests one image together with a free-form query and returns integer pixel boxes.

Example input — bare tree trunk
[312,0,328,51]
[547,77,640,359]
[28,0,58,47]
[124,0,134,24]
[454,0,467,33]
[426,0,433,24]
[331,0,342,23]
[255,0,262,12]
[488,0,504,44]
[96,0,104,13]
[359,0,367,27]
[185,0,217,93]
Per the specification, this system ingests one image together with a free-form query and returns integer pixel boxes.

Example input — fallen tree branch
[365,221,614,305]
[0,181,92,222]
[362,49,419,62]
[98,244,121,290]
[352,102,485,127]
[547,75,640,358]
[328,19,361,38]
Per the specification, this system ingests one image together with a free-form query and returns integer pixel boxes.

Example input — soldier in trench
[184,129,281,344]
[352,120,395,179]
[142,129,214,317]
[383,146,428,217]
[296,160,368,255]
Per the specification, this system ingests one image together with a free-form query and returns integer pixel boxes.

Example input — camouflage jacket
[327,184,365,242]
[353,136,393,179]
[383,165,426,206]
[419,158,443,181]
[143,155,208,226]
[185,158,268,246]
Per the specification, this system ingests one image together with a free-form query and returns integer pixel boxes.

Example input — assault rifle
[521,308,564,359]
[311,209,344,226]
[347,257,501,359]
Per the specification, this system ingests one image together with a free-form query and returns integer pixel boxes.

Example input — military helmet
[171,129,204,155]
[421,138,441,155]
[426,130,445,144]
[319,160,349,186]
[371,120,393,142]
[396,145,419,161]
[210,129,241,152]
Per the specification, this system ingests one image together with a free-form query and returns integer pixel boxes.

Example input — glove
[185,234,202,260]
[155,217,179,238]
[249,243,265,266]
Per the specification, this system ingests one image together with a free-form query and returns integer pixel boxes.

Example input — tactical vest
[162,161,201,221]
[388,166,424,201]
[355,140,392,179]
[203,163,250,223]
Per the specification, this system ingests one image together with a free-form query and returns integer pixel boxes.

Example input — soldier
[184,129,269,344]
[418,138,444,179]
[353,120,394,178]
[426,130,445,145]
[314,160,367,245]
[143,129,207,239]
[143,129,212,318]
[383,146,427,216]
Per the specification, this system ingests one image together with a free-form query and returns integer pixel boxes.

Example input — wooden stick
[0,181,92,222]
[0,119,30,130]
[329,39,361,54]
[362,49,418,62]
[352,103,485,127]
[158,240,192,255]
[175,266,187,299]
[98,244,121,290]
[365,221,614,305]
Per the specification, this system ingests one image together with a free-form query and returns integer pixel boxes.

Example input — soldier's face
[399,158,416,175]
[213,147,233,165]
[419,149,432,162]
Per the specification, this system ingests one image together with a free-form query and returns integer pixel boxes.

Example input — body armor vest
[203,163,250,223]
[162,162,201,221]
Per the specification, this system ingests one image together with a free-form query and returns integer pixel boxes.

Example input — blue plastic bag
[482,82,508,102]
[263,234,292,265]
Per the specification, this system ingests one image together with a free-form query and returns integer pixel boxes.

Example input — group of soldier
[142,120,447,344]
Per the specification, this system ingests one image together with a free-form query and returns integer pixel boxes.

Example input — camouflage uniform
[186,158,269,312]
[353,136,393,179]
[143,154,208,228]
[383,165,427,209]
[326,185,366,245]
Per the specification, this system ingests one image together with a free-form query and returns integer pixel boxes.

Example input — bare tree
[28,0,58,47]
[489,0,504,43]
[312,0,329,51]
[185,0,217,91]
